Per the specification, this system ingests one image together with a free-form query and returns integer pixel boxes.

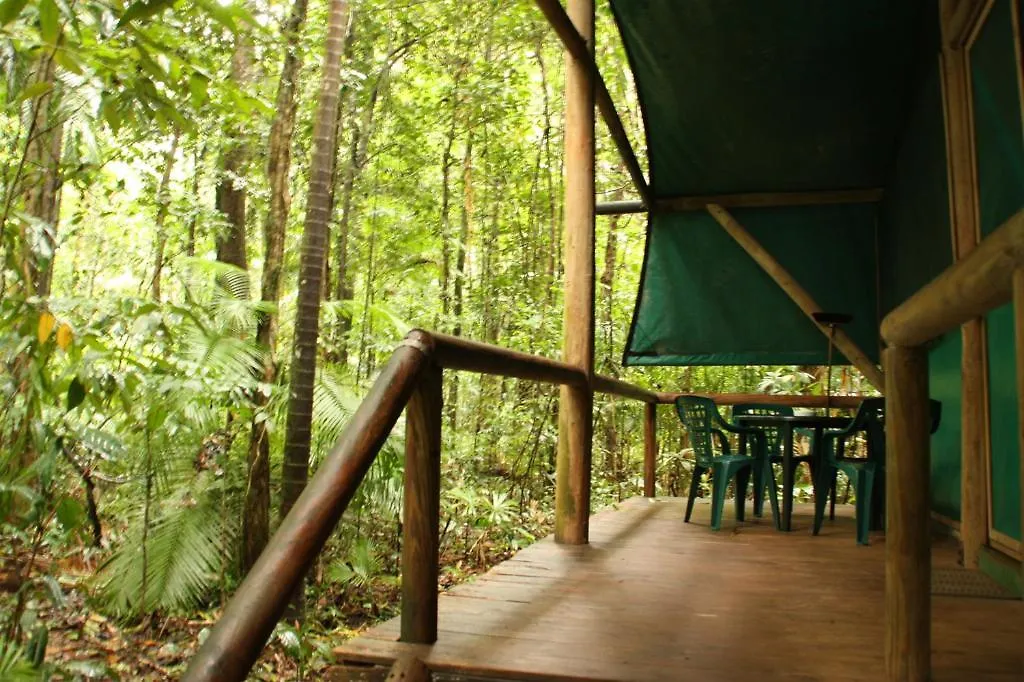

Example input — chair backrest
[856,397,886,458]
[674,396,720,468]
[732,403,794,457]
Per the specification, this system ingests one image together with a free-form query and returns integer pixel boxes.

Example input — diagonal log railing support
[707,203,886,391]
[183,333,434,682]
[182,328,659,682]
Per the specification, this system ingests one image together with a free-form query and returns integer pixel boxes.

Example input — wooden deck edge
[332,646,612,682]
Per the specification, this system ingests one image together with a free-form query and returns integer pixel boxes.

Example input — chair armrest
[714,411,765,439]
[712,429,731,454]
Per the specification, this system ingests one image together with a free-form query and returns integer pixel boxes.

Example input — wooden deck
[334,497,1023,681]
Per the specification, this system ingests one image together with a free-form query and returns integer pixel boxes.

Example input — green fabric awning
[613,0,932,366]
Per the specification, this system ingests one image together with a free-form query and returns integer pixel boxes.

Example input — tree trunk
[214,38,252,273]
[280,0,350,615]
[334,26,403,364]
[186,144,205,258]
[150,131,180,300]
[447,132,473,429]
[243,0,310,575]
[600,200,620,475]
[21,54,63,297]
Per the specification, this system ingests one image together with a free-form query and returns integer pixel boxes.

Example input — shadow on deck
[333,497,1023,681]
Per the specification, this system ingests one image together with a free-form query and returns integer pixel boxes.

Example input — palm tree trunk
[280,0,350,616]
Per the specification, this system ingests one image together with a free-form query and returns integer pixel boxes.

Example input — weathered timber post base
[554,0,596,545]
[884,346,931,682]
[644,402,657,497]
[556,385,593,543]
[400,363,442,643]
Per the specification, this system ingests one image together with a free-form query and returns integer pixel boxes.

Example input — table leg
[782,423,794,532]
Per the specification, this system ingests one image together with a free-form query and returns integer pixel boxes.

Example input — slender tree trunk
[438,83,460,319]
[280,0,350,616]
[214,38,252,273]
[21,54,63,297]
[186,144,204,258]
[447,132,473,429]
[600,200,620,476]
[243,0,310,574]
[150,131,180,300]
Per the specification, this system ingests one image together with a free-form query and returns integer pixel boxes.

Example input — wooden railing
[182,329,660,681]
[878,208,1024,681]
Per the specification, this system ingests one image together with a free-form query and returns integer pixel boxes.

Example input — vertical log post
[555,0,596,545]
[940,0,988,568]
[644,402,657,497]
[401,364,442,643]
[884,346,931,682]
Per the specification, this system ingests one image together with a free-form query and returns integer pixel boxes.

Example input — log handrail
[880,208,1024,347]
[660,392,866,409]
[183,329,657,681]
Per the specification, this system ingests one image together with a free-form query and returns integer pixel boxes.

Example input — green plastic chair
[675,396,780,531]
[813,398,942,545]
[731,403,793,518]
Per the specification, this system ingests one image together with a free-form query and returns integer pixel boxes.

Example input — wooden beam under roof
[534,0,651,208]
[708,203,886,391]
[596,188,885,215]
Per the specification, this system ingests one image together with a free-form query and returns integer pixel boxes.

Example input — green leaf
[66,377,86,411]
[17,81,53,102]
[116,0,176,28]
[56,497,85,532]
[54,47,84,75]
[38,0,59,45]
[0,0,29,27]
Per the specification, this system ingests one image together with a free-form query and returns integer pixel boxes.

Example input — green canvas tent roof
[613,0,933,366]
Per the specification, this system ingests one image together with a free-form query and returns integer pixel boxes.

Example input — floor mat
[931,567,1018,599]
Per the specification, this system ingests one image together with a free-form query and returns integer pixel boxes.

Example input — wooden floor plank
[335,498,1023,681]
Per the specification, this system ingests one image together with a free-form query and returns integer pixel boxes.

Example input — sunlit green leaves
[116,0,177,29]
[38,0,59,44]
[0,0,30,27]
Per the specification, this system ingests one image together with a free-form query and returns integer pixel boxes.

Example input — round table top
[733,414,853,429]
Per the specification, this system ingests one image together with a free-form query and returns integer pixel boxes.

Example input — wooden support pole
[644,403,657,498]
[939,2,988,567]
[555,0,595,546]
[884,346,931,682]
[1015,269,1024,554]
[400,364,442,643]
[707,203,886,391]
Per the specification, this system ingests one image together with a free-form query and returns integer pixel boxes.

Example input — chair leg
[829,471,838,521]
[710,464,731,531]
[855,469,875,546]
[751,461,764,518]
[812,464,833,536]
[685,466,704,523]
[765,462,781,530]
[734,465,751,522]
